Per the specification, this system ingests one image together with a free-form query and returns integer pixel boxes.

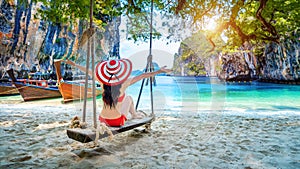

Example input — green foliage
[181,31,224,59]
[30,0,299,49]
[133,0,300,49]
[173,31,224,76]
[33,0,89,24]
[32,0,121,28]
[187,62,206,76]
[121,0,164,42]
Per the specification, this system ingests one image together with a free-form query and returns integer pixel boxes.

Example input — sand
[0,97,300,169]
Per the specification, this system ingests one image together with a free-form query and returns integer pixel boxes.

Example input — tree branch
[192,4,214,25]
[229,21,256,42]
[259,33,281,42]
[206,22,230,52]
[256,0,279,41]
[175,0,186,14]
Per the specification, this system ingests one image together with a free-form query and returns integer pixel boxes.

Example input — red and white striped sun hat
[95,59,132,86]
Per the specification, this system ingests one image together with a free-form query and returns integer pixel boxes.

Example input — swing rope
[82,0,97,129]
[66,0,158,144]
[136,0,155,116]
[90,0,97,129]
[80,0,154,131]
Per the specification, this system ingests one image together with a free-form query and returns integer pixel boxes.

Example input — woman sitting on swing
[65,58,171,127]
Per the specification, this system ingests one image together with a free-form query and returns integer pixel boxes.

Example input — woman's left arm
[124,66,171,87]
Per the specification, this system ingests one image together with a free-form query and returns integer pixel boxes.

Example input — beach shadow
[73,147,113,158]
[71,129,151,156]
[128,128,150,138]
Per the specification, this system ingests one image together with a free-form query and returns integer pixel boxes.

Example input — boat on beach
[0,79,19,96]
[54,60,102,103]
[6,69,62,101]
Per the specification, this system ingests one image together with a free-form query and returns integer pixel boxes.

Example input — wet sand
[0,97,300,168]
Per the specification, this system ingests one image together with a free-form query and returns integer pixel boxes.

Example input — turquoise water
[1,76,300,168]
[2,76,299,112]
[128,76,300,115]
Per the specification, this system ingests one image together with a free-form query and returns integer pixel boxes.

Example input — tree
[168,0,299,50]
[32,0,121,28]
[121,0,299,51]
[31,0,300,51]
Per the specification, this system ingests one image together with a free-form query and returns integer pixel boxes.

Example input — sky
[118,13,183,70]
[120,39,180,70]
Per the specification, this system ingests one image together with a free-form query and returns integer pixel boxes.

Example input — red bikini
[99,115,127,127]
[99,94,127,127]
[117,94,125,102]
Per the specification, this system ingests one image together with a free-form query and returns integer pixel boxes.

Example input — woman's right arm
[64,60,93,77]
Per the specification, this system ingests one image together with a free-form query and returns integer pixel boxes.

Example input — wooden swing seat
[67,115,154,143]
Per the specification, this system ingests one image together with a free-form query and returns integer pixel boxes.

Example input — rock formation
[218,39,300,83]
[259,39,300,83]
[174,30,300,84]
[218,43,258,82]
[0,0,120,80]
[172,31,222,76]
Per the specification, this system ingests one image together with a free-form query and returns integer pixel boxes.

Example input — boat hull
[0,84,19,96]
[58,81,102,103]
[14,83,61,101]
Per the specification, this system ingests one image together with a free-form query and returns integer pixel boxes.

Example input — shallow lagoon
[1,76,299,168]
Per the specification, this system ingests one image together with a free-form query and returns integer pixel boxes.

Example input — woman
[64,58,171,127]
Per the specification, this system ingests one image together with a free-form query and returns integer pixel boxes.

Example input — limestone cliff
[174,31,300,83]
[218,39,300,83]
[0,0,120,79]
[218,44,258,81]
[259,40,300,83]
[172,31,222,76]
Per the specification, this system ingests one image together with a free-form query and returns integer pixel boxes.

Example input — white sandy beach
[0,95,299,169]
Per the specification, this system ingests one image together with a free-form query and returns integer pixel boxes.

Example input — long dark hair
[102,84,122,108]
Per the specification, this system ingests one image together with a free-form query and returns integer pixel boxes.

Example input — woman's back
[100,83,124,119]
[63,58,171,126]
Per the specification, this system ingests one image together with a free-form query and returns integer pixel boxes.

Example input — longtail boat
[54,60,102,103]
[6,69,62,101]
[0,79,19,96]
